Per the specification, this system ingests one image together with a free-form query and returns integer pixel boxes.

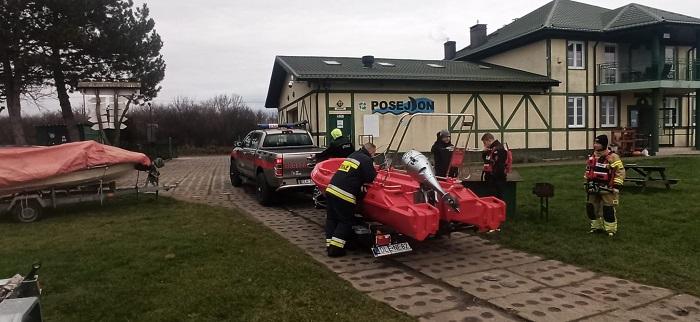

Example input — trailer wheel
[11,199,42,223]
[230,160,243,187]
[256,172,273,206]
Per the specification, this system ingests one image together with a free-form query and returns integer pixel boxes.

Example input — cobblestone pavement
[119,156,700,322]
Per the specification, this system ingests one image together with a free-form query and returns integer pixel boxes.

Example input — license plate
[372,242,412,257]
[297,178,312,184]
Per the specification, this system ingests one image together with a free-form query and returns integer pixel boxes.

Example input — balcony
[596,59,700,92]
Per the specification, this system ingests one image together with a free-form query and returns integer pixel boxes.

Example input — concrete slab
[444,269,545,299]
[307,251,386,273]
[627,293,700,322]
[340,266,422,292]
[561,276,674,309]
[400,253,498,279]
[369,283,462,317]
[508,259,596,287]
[419,306,518,322]
[491,288,613,322]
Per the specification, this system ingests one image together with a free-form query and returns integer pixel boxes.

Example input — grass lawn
[0,197,413,322]
[489,156,700,296]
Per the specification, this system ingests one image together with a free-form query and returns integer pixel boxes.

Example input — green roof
[456,0,700,59]
[265,56,558,109]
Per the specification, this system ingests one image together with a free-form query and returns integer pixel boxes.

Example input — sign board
[363,114,380,137]
[371,97,435,115]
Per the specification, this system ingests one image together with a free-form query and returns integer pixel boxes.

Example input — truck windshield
[262,133,313,147]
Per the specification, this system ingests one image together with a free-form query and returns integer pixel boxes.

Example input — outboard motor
[402,150,459,212]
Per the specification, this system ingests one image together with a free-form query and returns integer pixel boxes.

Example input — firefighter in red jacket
[585,135,625,237]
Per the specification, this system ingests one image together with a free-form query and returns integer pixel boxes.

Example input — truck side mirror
[234,141,242,147]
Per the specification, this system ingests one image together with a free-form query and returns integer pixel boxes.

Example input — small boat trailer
[0,162,167,223]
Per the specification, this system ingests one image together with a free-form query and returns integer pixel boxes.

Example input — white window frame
[600,96,618,128]
[663,97,680,127]
[567,41,586,69]
[567,96,586,128]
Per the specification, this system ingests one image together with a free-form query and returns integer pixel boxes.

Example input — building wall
[482,40,548,75]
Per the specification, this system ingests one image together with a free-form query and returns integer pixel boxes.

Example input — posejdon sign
[371,97,434,115]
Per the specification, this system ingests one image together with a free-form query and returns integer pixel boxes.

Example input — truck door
[240,131,262,177]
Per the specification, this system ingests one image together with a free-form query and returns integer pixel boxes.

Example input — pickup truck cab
[230,125,322,205]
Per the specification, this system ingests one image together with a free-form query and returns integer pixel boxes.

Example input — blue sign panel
[371,97,435,115]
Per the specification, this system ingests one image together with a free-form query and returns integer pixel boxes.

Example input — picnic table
[624,164,679,190]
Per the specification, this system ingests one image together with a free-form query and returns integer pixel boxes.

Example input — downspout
[687,47,694,147]
[593,41,599,141]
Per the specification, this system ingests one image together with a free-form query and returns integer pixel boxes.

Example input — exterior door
[659,97,679,146]
[629,102,653,149]
[603,44,617,83]
[327,113,354,147]
[664,47,677,80]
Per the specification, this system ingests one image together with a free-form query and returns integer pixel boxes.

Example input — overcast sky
[17,0,700,114]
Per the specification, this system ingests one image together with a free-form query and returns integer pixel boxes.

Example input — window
[663,97,680,127]
[249,132,262,148]
[567,41,585,69]
[242,133,253,148]
[567,96,586,128]
[600,96,617,127]
[262,133,314,147]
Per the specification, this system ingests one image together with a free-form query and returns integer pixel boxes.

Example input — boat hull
[0,163,136,196]
[311,158,506,241]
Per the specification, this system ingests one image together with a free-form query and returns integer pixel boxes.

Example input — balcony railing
[598,59,700,85]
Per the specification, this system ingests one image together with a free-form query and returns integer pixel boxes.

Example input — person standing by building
[324,143,378,257]
[480,133,508,199]
[431,130,457,177]
[585,135,625,237]
[315,128,354,161]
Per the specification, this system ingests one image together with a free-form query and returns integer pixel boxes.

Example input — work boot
[327,245,346,257]
[589,228,604,234]
[607,232,616,238]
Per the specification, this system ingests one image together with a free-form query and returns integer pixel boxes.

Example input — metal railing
[598,59,700,85]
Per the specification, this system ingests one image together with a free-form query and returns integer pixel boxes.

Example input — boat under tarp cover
[0,141,151,195]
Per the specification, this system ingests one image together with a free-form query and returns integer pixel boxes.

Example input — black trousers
[486,179,507,200]
[325,194,356,248]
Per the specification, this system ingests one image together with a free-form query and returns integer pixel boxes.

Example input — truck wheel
[256,172,273,206]
[11,199,42,223]
[230,161,243,187]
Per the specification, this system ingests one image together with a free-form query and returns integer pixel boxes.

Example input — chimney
[444,41,456,60]
[470,23,487,48]
[362,55,375,68]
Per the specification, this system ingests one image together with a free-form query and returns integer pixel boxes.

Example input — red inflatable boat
[311,158,506,241]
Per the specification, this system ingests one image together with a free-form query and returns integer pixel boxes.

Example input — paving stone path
[119,156,700,322]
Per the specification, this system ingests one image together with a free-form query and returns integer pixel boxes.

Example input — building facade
[266,0,700,156]
[454,0,700,155]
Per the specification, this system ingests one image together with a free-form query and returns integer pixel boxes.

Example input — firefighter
[585,135,625,237]
[315,128,354,162]
[431,130,458,178]
[325,142,378,257]
[481,133,508,199]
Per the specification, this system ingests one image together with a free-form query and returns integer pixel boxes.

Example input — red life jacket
[585,150,615,186]
[483,143,512,174]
